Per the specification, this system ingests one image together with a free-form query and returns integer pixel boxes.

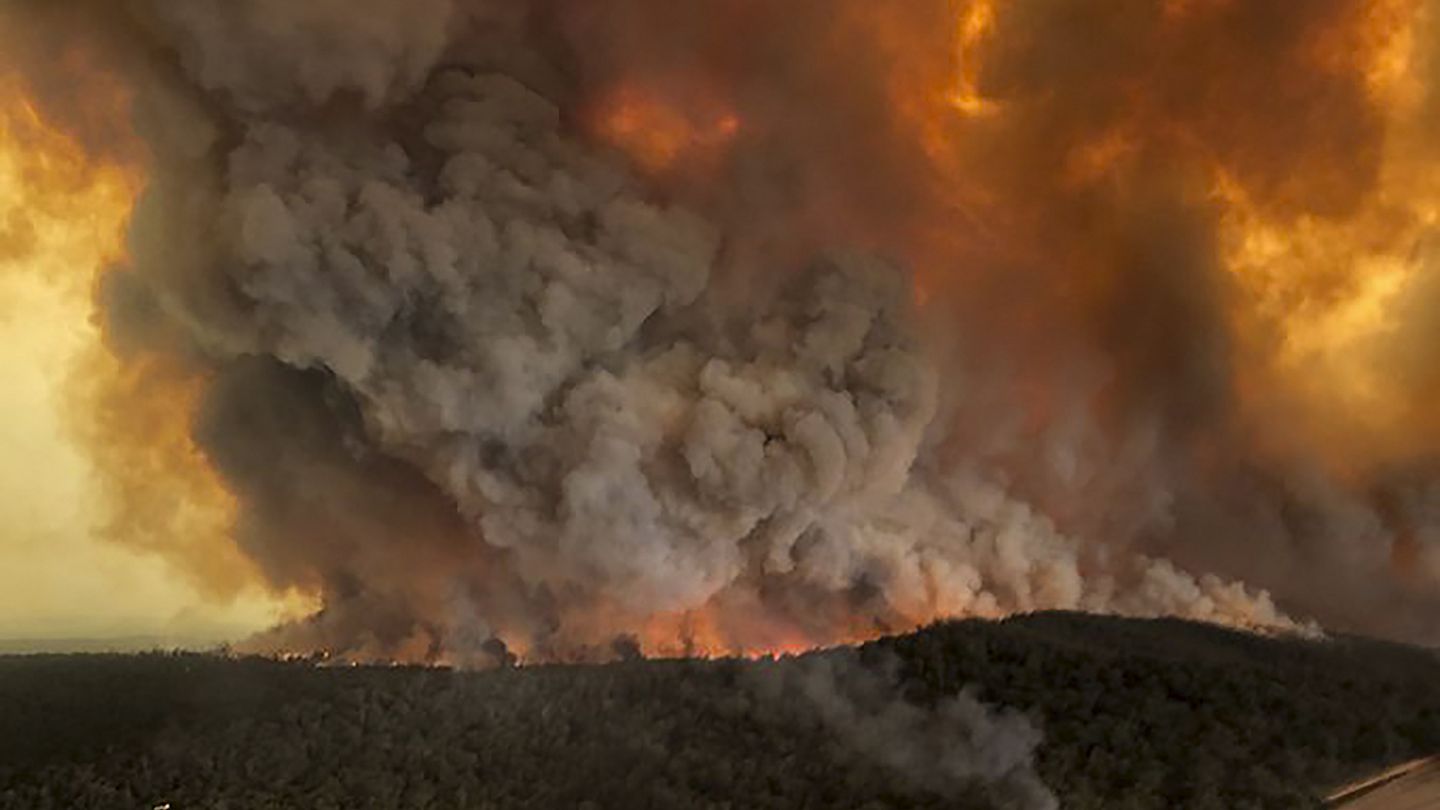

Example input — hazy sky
[0,269,296,643]
[0,87,303,644]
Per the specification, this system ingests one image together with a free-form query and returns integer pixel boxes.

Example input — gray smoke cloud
[29,0,1440,663]
[748,651,1058,809]
[155,0,456,112]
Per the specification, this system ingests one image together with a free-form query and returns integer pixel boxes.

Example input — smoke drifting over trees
[6,0,1440,662]
[5,614,1440,808]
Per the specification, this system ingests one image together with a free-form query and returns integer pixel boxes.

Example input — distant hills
[2,612,1438,809]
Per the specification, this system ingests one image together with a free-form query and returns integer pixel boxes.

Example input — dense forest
[2,612,1438,809]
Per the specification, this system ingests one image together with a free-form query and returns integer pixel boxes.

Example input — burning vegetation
[4,613,1440,809]
[4,0,1440,664]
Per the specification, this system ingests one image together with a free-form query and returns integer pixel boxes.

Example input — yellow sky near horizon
[0,271,296,642]
[0,76,306,645]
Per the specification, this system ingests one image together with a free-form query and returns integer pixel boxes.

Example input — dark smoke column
[68,0,1330,663]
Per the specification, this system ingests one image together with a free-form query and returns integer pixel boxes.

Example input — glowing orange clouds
[0,55,309,639]
[594,85,741,175]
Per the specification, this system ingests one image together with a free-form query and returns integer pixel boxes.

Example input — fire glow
[8,0,1440,665]
[594,84,742,175]
[0,49,305,627]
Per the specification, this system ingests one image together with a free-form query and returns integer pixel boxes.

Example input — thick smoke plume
[10,0,1440,661]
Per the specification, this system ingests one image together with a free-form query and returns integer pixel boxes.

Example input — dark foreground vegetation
[2,612,1438,809]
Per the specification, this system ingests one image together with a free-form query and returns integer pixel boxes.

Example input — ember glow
[595,85,741,175]
[950,0,1001,117]
[1203,0,1440,457]
[0,73,135,285]
[8,0,1440,662]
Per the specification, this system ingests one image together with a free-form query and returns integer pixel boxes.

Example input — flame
[1210,0,1440,467]
[533,0,1440,659]
[8,0,1437,661]
[594,84,741,175]
[629,605,887,661]
[557,0,1434,659]
[0,61,300,617]
[0,73,136,283]
[950,0,1001,117]
[886,0,1440,475]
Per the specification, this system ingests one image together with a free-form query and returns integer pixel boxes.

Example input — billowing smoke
[748,651,1058,809]
[10,0,1440,661]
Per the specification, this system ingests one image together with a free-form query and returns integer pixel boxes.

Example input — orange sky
[0,75,305,645]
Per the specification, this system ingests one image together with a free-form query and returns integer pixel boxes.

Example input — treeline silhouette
[2,612,1437,809]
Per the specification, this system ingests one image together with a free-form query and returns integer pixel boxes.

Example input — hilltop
[2,612,1438,809]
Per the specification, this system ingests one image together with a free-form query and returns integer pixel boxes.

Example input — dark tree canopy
[2,612,1437,810]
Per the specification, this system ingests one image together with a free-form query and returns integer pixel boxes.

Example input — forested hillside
[871,614,1440,808]
[2,613,1437,809]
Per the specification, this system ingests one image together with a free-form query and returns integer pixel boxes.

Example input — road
[1328,756,1440,809]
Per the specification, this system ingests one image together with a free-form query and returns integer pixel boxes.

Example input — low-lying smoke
[747,651,1058,809]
